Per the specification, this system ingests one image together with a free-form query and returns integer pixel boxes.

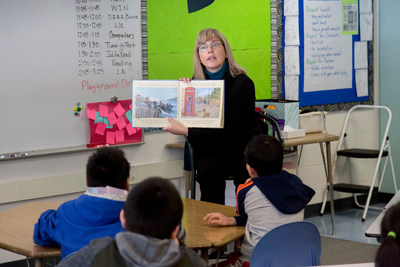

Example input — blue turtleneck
[205,60,228,80]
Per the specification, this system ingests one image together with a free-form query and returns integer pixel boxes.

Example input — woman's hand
[203,212,236,226]
[163,117,188,136]
[179,77,192,83]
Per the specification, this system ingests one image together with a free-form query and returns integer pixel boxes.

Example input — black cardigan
[187,71,261,164]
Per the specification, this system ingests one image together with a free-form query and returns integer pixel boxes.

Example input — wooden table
[0,198,243,265]
[0,201,62,267]
[166,132,340,235]
[182,198,244,260]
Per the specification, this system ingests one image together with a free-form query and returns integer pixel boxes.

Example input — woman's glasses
[198,41,222,52]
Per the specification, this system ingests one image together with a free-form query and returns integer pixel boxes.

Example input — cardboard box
[255,99,299,129]
[299,111,326,133]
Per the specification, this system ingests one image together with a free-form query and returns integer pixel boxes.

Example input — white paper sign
[285,46,300,75]
[284,75,299,100]
[354,41,368,69]
[356,69,368,97]
[360,0,372,14]
[360,13,373,41]
[284,0,299,16]
[285,16,300,45]
[303,0,352,92]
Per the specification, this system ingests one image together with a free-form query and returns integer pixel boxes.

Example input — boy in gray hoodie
[58,177,206,267]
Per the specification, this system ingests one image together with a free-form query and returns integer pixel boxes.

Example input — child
[57,177,207,267]
[33,147,131,258]
[204,134,315,266]
[375,202,400,267]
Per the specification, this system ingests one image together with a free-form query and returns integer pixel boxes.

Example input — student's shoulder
[57,237,114,267]
[237,178,256,196]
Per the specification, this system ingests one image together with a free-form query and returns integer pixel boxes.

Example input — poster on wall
[303,0,353,92]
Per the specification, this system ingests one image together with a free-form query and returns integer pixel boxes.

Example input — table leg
[34,258,44,267]
[325,141,336,236]
[200,248,209,264]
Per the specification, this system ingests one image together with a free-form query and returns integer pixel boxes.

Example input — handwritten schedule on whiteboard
[303,0,352,92]
[0,0,143,155]
[75,0,142,93]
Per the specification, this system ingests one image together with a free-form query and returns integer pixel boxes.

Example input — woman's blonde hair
[192,28,247,79]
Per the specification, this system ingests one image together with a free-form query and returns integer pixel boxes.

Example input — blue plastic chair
[250,221,321,267]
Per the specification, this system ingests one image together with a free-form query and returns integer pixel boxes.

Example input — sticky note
[95,122,107,136]
[87,108,97,120]
[106,131,115,144]
[116,116,127,130]
[108,112,117,126]
[126,124,137,136]
[94,112,104,124]
[114,103,126,117]
[116,130,125,143]
[125,110,132,123]
[104,118,113,129]
[99,105,109,117]
[129,104,132,110]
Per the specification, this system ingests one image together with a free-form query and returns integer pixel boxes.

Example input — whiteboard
[0,0,143,155]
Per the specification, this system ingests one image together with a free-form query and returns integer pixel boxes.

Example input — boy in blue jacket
[204,134,315,266]
[33,147,130,258]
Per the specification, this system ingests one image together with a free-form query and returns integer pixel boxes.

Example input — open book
[132,80,224,128]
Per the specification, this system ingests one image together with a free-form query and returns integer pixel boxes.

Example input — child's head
[376,202,400,267]
[245,134,283,176]
[86,147,130,190]
[122,177,183,240]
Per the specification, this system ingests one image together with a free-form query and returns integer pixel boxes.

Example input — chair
[185,111,284,200]
[254,110,285,147]
[320,105,397,221]
[250,221,321,267]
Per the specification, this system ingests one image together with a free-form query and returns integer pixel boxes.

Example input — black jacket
[187,72,261,163]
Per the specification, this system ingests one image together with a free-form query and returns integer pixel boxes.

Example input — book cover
[132,80,224,128]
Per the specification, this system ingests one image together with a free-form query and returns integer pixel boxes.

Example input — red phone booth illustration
[184,87,196,116]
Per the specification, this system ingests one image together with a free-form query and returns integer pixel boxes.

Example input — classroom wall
[379,0,400,193]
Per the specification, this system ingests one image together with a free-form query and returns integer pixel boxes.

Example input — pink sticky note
[99,105,109,117]
[126,124,138,136]
[95,122,107,136]
[129,104,132,110]
[108,112,117,125]
[86,108,97,120]
[116,116,127,130]
[116,130,125,143]
[114,103,126,117]
[106,131,115,144]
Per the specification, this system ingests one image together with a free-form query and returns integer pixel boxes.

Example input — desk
[166,132,340,235]
[365,190,400,238]
[0,201,62,267]
[0,199,243,265]
[182,198,244,260]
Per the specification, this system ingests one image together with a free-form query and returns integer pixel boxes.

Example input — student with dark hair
[204,135,315,266]
[58,177,206,267]
[33,147,131,258]
[375,202,400,267]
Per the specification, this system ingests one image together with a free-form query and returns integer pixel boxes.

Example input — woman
[164,28,261,204]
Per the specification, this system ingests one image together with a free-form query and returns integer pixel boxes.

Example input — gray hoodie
[57,231,207,267]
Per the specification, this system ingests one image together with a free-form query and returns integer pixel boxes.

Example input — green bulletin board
[147,0,271,100]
